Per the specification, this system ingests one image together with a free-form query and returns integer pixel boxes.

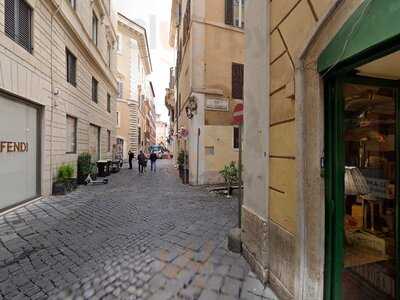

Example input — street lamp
[185,96,197,119]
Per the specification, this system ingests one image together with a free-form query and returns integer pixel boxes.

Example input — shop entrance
[0,95,40,210]
[325,58,400,299]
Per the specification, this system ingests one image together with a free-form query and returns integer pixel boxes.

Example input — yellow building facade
[170,0,245,185]
[243,1,399,300]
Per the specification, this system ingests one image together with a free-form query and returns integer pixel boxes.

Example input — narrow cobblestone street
[0,160,277,300]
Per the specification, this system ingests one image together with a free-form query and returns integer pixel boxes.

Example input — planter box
[52,178,77,196]
[53,182,67,196]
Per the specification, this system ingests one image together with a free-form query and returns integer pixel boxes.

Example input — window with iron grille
[232,63,244,99]
[92,12,98,45]
[107,93,111,113]
[92,77,98,103]
[5,0,33,53]
[225,0,245,28]
[66,48,77,86]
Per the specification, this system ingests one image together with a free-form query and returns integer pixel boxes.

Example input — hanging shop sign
[206,98,229,112]
[0,141,29,153]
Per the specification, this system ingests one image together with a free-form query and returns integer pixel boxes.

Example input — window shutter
[225,0,234,25]
[18,0,32,52]
[232,63,244,99]
[92,78,98,103]
[5,0,15,40]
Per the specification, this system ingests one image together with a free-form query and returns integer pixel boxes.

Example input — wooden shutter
[5,0,32,52]
[66,49,77,86]
[232,63,244,99]
[4,0,15,40]
[18,0,32,52]
[107,94,111,113]
[225,0,234,25]
[92,78,98,103]
[92,13,98,45]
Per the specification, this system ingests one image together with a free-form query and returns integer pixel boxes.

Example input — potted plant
[77,153,92,184]
[53,164,75,195]
[219,161,239,196]
[177,150,186,179]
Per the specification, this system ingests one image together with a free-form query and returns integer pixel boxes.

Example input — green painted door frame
[324,74,400,299]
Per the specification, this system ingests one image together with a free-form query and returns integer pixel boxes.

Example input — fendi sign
[0,141,29,153]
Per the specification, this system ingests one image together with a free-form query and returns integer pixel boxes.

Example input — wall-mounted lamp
[185,96,197,119]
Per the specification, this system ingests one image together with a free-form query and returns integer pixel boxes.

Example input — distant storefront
[0,95,40,210]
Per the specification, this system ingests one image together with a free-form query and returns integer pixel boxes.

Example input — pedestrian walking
[137,151,147,174]
[150,151,158,172]
[128,150,135,169]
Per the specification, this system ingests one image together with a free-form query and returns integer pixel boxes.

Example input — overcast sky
[116,0,174,122]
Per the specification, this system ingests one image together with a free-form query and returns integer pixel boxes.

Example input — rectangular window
[233,127,240,149]
[116,111,120,128]
[66,115,77,153]
[68,0,76,9]
[107,43,111,68]
[92,12,98,45]
[107,130,111,152]
[66,48,77,86]
[5,0,33,53]
[232,63,244,99]
[117,81,123,98]
[117,34,122,53]
[225,0,245,28]
[92,77,98,103]
[107,93,111,113]
[138,127,142,147]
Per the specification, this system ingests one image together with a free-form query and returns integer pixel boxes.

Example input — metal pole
[196,128,200,185]
[238,125,243,228]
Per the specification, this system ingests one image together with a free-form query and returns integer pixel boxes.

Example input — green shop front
[319,1,400,299]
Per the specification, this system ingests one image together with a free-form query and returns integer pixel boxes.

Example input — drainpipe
[175,23,180,162]
[294,1,344,299]
[49,0,64,188]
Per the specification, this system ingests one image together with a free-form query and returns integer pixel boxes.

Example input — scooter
[84,174,108,185]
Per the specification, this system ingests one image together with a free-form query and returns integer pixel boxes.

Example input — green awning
[318,0,400,72]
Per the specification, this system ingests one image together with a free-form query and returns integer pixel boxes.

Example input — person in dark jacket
[150,151,158,172]
[137,151,147,174]
[128,150,135,169]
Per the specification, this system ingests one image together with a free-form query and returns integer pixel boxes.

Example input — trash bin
[111,160,121,173]
[96,160,111,177]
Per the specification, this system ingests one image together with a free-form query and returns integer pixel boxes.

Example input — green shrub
[219,161,239,185]
[57,164,74,183]
[77,153,92,184]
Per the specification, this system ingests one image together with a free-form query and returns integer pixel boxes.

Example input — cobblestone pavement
[0,160,278,300]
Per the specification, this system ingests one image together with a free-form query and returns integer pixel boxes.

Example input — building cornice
[117,13,153,74]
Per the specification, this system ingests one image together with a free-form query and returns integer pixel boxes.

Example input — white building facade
[0,0,118,211]
[115,13,153,159]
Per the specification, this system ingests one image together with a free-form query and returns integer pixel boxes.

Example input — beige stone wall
[174,0,245,184]
[0,0,117,196]
[116,15,153,155]
[266,0,336,298]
